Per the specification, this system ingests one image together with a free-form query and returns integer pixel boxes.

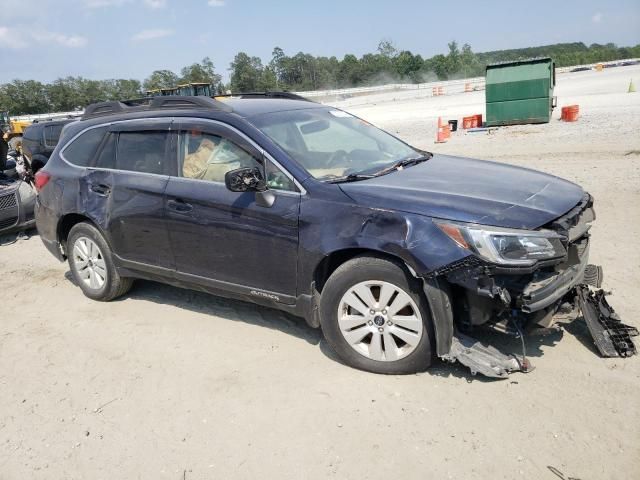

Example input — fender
[298,192,465,352]
[422,276,454,357]
[298,193,470,293]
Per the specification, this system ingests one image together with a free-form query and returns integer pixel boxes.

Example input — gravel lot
[1,65,639,479]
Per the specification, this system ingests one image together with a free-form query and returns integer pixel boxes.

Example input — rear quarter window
[44,124,65,147]
[22,126,42,141]
[62,126,108,167]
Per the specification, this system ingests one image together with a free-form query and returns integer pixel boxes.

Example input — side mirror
[225,167,266,193]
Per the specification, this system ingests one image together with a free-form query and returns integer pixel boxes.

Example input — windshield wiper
[373,154,432,178]
[325,173,376,184]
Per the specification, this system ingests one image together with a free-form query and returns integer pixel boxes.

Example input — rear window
[62,126,108,167]
[94,131,169,175]
[44,124,65,148]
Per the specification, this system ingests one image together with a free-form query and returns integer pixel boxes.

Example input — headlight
[435,220,566,266]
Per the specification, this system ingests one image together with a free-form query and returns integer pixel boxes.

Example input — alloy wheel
[72,236,107,290]
[337,280,423,361]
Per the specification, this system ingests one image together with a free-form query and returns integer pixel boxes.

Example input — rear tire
[67,222,133,301]
[320,255,434,374]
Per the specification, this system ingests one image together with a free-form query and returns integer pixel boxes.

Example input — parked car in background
[0,162,36,235]
[0,119,75,236]
[21,118,77,173]
[34,94,630,377]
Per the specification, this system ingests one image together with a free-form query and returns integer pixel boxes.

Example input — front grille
[0,216,18,230]
[0,193,17,210]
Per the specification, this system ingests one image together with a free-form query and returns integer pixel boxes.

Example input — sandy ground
[1,66,639,480]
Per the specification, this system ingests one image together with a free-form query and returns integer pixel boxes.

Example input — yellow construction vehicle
[176,82,212,96]
[145,82,212,98]
[1,111,31,151]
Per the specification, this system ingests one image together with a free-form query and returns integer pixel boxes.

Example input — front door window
[178,130,260,182]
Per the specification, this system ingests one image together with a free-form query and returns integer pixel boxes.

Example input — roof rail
[83,101,128,119]
[150,95,232,111]
[216,91,314,102]
[81,95,232,120]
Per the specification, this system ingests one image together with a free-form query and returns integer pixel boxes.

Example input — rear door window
[92,130,171,175]
[62,126,108,166]
[44,124,65,147]
[116,131,169,175]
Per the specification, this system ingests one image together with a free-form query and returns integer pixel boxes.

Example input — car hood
[339,154,584,229]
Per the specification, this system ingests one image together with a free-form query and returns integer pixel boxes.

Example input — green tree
[429,54,449,80]
[261,66,278,91]
[445,41,462,77]
[179,57,222,87]
[393,51,423,80]
[377,39,398,59]
[47,77,82,111]
[143,70,180,91]
[460,43,481,77]
[1,80,49,114]
[337,54,362,87]
[229,52,264,92]
[270,47,287,88]
[112,79,143,99]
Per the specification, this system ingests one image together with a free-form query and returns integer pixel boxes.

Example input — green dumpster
[485,57,556,126]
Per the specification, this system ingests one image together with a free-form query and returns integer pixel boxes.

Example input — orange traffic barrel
[562,105,579,122]
[462,116,474,129]
[436,117,450,142]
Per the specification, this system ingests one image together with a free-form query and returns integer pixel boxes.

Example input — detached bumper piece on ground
[446,283,637,379]
[444,332,532,378]
[577,287,638,357]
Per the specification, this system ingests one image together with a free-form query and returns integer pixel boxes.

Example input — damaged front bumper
[425,195,637,378]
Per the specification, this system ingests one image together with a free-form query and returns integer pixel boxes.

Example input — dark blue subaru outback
[35,94,629,377]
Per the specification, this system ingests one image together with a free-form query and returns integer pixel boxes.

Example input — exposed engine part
[510,317,535,374]
[577,286,638,357]
[443,332,533,379]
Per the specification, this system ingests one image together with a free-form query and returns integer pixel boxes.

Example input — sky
[0,0,639,84]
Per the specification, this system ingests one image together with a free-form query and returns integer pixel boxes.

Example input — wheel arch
[29,154,49,172]
[312,247,455,358]
[57,213,101,253]
[313,247,417,294]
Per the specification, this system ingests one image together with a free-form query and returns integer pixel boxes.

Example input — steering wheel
[326,149,349,168]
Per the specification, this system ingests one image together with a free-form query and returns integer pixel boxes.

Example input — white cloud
[143,0,167,8]
[208,0,225,6]
[0,26,30,49]
[0,26,87,49]
[32,31,88,47]
[132,28,174,41]
[592,12,603,23]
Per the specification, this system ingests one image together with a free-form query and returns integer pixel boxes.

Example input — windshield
[251,108,419,180]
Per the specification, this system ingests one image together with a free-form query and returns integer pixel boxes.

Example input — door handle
[167,199,193,213]
[90,183,111,196]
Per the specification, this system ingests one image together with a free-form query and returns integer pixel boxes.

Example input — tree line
[2,41,638,115]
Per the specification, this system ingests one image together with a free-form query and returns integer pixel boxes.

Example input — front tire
[67,222,133,301]
[320,256,434,374]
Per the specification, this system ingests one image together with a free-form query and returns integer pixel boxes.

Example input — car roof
[78,95,327,125]
[26,118,76,130]
[219,98,325,118]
